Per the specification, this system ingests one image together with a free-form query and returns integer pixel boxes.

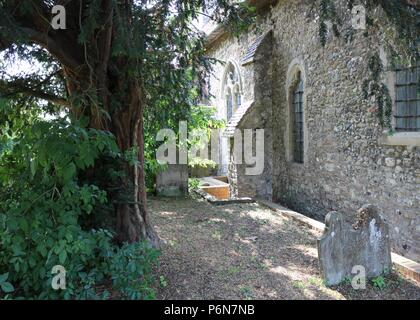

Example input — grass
[226,266,240,275]
[239,286,254,299]
[292,281,306,289]
[151,197,420,300]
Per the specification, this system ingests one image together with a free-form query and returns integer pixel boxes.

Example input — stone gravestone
[156,164,188,197]
[317,204,392,286]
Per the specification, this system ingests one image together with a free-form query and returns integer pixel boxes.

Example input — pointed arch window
[292,72,304,163]
[222,62,242,121]
[226,88,233,121]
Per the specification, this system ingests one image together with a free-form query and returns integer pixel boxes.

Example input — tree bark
[0,0,160,247]
[112,81,160,247]
[64,70,160,247]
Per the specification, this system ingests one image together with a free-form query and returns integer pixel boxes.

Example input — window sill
[379,131,420,148]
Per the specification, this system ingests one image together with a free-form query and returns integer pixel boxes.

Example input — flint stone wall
[205,0,420,262]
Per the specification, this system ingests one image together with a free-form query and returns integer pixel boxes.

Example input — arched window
[234,84,241,112]
[291,71,304,163]
[226,88,233,120]
[222,62,242,121]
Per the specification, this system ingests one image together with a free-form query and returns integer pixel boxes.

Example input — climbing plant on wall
[317,0,419,131]
[362,53,393,130]
[319,0,342,46]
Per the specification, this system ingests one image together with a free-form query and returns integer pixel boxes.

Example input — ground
[149,196,420,300]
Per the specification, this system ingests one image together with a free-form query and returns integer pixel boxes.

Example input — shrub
[110,242,159,300]
[0,112,159,299]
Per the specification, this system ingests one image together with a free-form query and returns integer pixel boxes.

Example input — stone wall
[205,0,419,262]
[156,164,189,197]
[236,31,273,200]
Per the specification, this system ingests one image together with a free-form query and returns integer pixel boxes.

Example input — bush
[110,242,159,300]
[0,110,159,299]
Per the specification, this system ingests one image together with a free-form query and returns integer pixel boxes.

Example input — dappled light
[150,197,420,300]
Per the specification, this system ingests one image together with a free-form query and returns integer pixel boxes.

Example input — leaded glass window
[292,75,304,163]
[395,63,420,132]
[223,63,242,121]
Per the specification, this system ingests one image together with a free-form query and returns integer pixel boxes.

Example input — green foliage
[188,157,217,169]
[109,242,160,300]
[186,105,224,170]
[365,0,419,65]
[362,52,393,131]
[318,0,418,59]
[188,178,200,192]
[0,272,14,294]
[0,101,158,299]
[0,0,256,299]
[371,275,386,289]
[319,0,341,46]
[145,103,223,192]
[317,1,418,113]
[159,275,168,288]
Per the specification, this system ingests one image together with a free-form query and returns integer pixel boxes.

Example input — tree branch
[0,1,83,71]
[19,27,81,71]
[0,79,69,106]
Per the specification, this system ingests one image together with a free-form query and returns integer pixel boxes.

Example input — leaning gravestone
[317,204,392,286]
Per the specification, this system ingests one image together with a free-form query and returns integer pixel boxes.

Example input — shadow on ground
[149,197,420,300]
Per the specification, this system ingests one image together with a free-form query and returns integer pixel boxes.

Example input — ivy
[363,53,393,131]
[317,0,418,130]
[319,0,418,60]
[319,0,342,46]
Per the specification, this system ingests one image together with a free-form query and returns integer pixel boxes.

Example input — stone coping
[379,131,420,149]
[258,199,420,284]
[193,188,255,205]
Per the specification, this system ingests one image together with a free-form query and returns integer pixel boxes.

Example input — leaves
[59,250,67,265]
[0,281,14,293]
[62,162,76,183]
[0,272,8,283]
[364,52,394,131]
[0,273,14,293]
[0,0,252,300]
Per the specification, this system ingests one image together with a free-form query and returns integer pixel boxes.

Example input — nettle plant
[317,0,419,131]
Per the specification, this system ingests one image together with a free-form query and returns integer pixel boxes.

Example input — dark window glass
[395,63,420,132]
[226,90,233,121]
[292,76,304,163]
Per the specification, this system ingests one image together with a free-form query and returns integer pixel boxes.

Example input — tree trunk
[67,71,160,247]
[111,81,160,247]
[114,88,160,247]
[0,0,161,247]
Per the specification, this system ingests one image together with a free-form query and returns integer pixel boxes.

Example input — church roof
[223,101,254,137]
[241,33,266,65]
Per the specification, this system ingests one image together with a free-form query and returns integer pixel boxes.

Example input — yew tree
[0,0,252,246]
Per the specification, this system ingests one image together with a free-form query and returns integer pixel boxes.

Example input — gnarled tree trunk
[64,69,160,247]
[111,81,160,246]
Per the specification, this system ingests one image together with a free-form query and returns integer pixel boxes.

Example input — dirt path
[150,197,420,300]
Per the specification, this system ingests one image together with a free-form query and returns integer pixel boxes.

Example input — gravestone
[317,204,392,286]
[156,164,188,197]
